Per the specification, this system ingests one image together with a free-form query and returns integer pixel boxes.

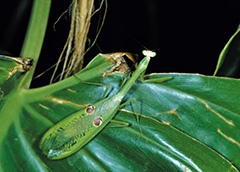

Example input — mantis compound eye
[86,105,94,114]
[94,117,102,126]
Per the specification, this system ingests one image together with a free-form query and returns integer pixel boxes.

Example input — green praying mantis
[39,50,171,160]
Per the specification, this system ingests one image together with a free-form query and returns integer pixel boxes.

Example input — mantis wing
[40,95,121,159]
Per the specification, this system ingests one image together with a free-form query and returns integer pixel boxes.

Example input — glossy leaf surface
[0,53,239,171]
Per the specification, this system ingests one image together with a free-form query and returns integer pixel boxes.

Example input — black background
[0,0,239,87]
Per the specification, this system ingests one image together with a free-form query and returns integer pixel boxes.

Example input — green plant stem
[19,0,51,89]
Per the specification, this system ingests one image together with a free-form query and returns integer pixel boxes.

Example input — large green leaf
[0,53,239,171]
[1,0,240,171]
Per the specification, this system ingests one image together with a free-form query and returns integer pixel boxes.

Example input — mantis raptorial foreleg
[139,50,172,83]
[119,97,142,133]
[40,50,172,160]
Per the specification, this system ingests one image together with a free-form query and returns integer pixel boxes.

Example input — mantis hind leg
[108,98,141,134]
[119,98,142,135]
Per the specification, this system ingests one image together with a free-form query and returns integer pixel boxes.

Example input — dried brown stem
[51,0,95,83]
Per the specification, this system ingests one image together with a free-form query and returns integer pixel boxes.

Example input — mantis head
[142,50,156,58]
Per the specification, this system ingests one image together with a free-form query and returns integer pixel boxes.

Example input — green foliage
[214,28,240,77]
[1,53,240,171]
[0,0,240,171]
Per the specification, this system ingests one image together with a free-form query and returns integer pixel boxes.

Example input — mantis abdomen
[40,95,122,159]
